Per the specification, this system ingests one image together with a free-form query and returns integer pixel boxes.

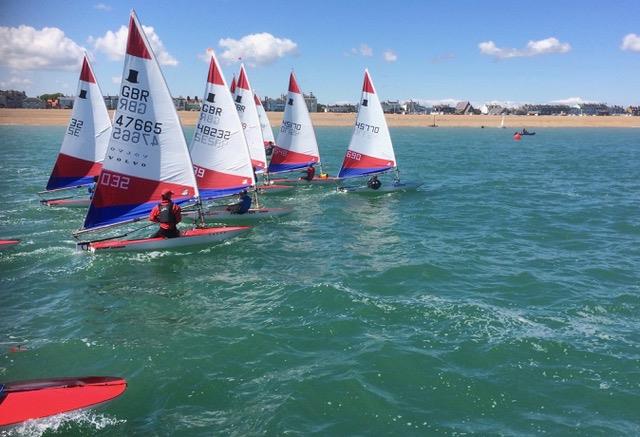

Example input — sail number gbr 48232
[112,115,162,146]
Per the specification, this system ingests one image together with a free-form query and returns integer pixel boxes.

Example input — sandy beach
[1,108,638,128]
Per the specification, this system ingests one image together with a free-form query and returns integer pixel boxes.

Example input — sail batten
[338,70,396,179]
[82,11,198,230]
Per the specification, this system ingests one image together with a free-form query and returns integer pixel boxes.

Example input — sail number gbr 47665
[113,115,162,146]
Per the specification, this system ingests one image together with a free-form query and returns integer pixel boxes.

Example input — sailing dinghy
[73,11,249,252]
[233,64,267,173]
[267,72,337,186]
[0,376,126,427]
[337,69,421,193]
[40,54,111,208]
[187,50,291,223]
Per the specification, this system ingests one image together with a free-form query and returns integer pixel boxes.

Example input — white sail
[269,72,320,173]
[82,11,198,230]
[338,69,396,178]
[255,93,275,146]
[233,64,267,172]
[189,51,255,200]
[46,54,111,191]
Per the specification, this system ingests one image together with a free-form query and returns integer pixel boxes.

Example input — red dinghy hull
[269,176,339,185]
[86,226,250,252]
[41,197,91,208]
[0,376,127,427]
[0,240,20,250]
[255,184,294,194]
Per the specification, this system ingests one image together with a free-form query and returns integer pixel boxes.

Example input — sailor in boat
[149,189,182,238]
[522,128,529,135]
[300,165,315,181]
[226,189,252,214]
[367,175,381,190]
[266,141,274,156]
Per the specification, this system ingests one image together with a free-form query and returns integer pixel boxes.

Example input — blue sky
[1,0,639,106]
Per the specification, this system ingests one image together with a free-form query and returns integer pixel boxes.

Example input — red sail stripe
[126,14,152,59]
[79,56,96,84]
[207,55,225,86]
[288,72,301,94]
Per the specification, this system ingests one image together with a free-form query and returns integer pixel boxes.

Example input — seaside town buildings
[0,90,637,116]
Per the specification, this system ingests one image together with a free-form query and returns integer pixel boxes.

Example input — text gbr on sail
[119,85,149,114]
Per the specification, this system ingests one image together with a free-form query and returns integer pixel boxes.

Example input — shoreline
[1,108,639,128]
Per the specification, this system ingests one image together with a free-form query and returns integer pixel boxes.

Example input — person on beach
[367,175,381,190]
[227,189,252,214]
[300,165,315,181]
[149,189,182,238]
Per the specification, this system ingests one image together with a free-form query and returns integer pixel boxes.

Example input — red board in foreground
[0,376,127,427]
[0,240,20,250]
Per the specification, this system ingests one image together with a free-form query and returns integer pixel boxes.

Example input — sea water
[0,126,639,435]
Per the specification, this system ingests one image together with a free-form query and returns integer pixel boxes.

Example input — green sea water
[1,126,639,436]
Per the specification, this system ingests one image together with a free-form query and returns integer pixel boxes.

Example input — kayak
[255,184,294,194]
[0,376,126,427]
[41,197,91,208]
[81,226,250,253]
[0,240,20,250]
[339,181,423,193]
[269,176,339,185]
[185,207,293,224]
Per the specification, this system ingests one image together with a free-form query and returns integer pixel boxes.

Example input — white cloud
[347,44,373,58]
[479,37,571,59]
[621,33,640,52]
[90,25,178,66]
[0,25,84,70]
[383,50,397,62]
[94,3,111,11]
[218,33,297,66]
[111,76,121,84]
[198,47,215,63]
[0,76,32,88]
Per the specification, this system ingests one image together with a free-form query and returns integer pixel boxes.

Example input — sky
[1,0,639,106]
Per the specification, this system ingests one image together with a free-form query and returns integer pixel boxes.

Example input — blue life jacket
[238,194,252,213]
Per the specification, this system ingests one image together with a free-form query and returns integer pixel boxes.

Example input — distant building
[22,97,46,109]
[404,100,429,114]
[185,96,200,111]
[104,95,118,110]
[432,104,455,114]
[304,92,317,112]
[326,103,356,113]
[0,90,27,108]
[626,106,640,116]
[381,100,403,114]
[579,103,609,116]
[57,96,74,109]
[173,97,186,111]
[521,104,572,116]
[455,101,474,115]
[263,95,286,112]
